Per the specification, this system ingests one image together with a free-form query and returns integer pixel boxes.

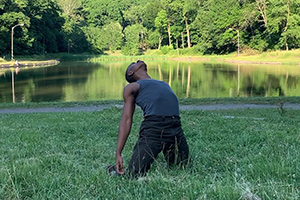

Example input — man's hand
[116,154,125,174]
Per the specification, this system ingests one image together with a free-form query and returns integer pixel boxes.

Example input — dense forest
[1,0,300,57]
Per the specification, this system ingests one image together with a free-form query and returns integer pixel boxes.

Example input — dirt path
[0,103,300,114]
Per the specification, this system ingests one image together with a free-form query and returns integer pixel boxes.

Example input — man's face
[125,60,147,83]
[129,60,146,74]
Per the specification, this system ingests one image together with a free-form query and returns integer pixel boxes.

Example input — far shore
[0,59,60,68]
[169,57,288,65]
[1,49,300,66]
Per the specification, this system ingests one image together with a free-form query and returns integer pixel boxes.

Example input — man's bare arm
[115,82,139,174]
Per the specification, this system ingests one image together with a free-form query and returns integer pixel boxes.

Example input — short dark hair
[125,62,136,83]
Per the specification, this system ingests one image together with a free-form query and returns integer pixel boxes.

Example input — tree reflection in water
[0,61,299,103]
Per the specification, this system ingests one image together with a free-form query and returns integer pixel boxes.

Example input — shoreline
[0,59,60,68]
[1,54,300,66]
[170,57,300,65]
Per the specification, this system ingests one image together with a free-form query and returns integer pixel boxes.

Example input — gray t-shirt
[136,79,179,117]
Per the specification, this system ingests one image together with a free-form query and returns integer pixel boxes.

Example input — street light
[229,28,240,56]
[11,23,24,61]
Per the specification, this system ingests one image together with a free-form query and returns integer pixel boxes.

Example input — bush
[160,45,173,55]
[176,45,204,56]
[240,45,260,55]
[121,45,139,56]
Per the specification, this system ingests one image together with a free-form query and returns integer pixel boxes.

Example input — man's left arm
[115,83,139,174]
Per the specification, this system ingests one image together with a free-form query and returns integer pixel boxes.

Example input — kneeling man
[108,60,189,178]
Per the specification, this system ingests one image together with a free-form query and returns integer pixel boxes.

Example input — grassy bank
[218,49,300,65]
[88,49,300,65]
[0,102,299,199]
[1,49,300,65]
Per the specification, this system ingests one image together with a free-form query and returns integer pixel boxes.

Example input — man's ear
[128,70,134,76]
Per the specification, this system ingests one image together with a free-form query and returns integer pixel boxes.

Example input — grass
[0,97,299,109]
[218,49,300,65]
[0,103,299,199]
[1,49,300,65]
[145,48,300,65]
[85,49,300,65]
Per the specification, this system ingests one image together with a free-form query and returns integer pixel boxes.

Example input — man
[108,60,189,178]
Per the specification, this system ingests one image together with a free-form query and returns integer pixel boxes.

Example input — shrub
[121,45,139,56]
[160,45,173,55]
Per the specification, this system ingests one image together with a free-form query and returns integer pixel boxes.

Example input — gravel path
[179,103,300,110]
[0,103,299,114]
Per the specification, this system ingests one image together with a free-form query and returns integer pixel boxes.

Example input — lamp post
[229,28,240,56]
[11,23,24,61]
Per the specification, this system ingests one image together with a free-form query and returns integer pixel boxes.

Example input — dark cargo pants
[127,115,189,178]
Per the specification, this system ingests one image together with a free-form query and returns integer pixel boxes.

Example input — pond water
[0,60,300,103]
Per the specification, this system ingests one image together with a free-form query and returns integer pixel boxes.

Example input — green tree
[83,26,103,53]
[122,24,145,55]
[142,0,162,31]
[123,5,144,25]
[147,30,160,49]
[1,0,300,57]
[62,17,89,53]
[155,10,168,50]
[181,0,199,48]
[58,0,81,17]
[25,0,65,54]
[58,0,89,53]
[193,0,244,54]
[81,0,138,28]
[161,0,178,47]
[268,0,300,50]
[256,0,268,28]
[0,0,29,56]
[102,22,123,51]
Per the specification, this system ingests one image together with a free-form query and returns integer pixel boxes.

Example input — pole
[11,24,24,61]
[11,27,14,61]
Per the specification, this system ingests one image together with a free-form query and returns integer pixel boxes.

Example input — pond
[0,60,300,103]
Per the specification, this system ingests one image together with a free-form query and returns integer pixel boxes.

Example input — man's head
[125,60,147,83]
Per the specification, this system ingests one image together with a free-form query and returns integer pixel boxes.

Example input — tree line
[1,0,300,57]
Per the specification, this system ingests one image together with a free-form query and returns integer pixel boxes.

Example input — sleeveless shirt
[136,79,179,117]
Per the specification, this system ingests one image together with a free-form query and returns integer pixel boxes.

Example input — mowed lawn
[0,106,299,199]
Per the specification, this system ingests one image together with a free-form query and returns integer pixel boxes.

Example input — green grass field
[0,103,299,199]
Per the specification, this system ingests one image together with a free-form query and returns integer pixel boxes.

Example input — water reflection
[12,70,15,103]
[0,61,299,103]
[237,65,240,97]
